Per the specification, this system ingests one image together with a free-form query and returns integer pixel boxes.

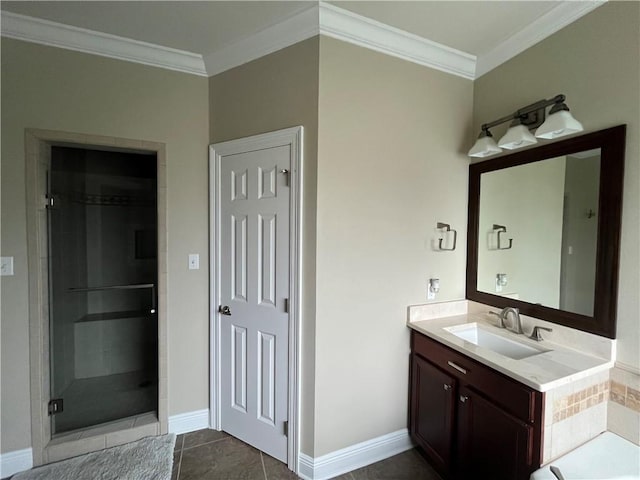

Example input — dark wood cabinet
[410,355,456,475]
[409,330,544,480]
[456,386,534,480]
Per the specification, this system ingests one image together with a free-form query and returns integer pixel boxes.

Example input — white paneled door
[218,142,291,462]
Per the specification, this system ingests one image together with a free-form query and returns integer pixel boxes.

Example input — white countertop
[408,307,614,392]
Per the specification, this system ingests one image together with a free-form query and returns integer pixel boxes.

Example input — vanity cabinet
[409,330,544,480]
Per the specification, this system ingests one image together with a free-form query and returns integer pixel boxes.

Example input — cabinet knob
[443,384,452,391]
[459,395,469,403]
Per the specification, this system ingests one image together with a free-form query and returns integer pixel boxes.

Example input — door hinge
[45,195,55,209]
[284,420,288,437]
[280,169,290,187]
[284,298,289,313]
[48,398,64,415]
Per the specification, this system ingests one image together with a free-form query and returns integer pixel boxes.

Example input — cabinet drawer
[411,330,537,423]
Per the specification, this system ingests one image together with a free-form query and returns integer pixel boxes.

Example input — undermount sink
[444,323,549,360]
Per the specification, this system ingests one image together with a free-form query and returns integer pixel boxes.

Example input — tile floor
[172,429,443,480]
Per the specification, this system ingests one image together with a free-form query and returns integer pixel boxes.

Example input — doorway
[26,129,168,465]
[209,126,302,472]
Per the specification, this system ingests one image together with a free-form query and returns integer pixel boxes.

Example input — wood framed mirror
[466,125,626,338]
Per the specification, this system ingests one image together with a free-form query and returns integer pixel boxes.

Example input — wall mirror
[466,125,626,338]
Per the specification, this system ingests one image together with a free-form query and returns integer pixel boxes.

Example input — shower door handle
[218,305,232,316]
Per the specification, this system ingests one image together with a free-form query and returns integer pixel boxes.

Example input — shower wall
[76,163,157,378]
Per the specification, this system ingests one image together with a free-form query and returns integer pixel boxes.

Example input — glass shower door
[48,146,158,435]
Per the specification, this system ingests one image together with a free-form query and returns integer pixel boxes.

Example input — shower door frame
[25,129,168,466]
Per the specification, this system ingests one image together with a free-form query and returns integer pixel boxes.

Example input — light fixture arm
[480,94,566,132]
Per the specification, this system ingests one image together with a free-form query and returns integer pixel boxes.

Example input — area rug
[14,433,176,480]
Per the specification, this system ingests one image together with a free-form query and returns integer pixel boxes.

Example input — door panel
[220,145,290,462]
[410,355,456,474]
[456,386,533,480]
[258,332,276,425]
[231,325,247,412]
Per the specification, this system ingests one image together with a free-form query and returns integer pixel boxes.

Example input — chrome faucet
[488,310,506,328]
[488,307,524,334]
[529,326,553,341]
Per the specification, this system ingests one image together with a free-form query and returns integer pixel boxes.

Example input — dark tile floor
[172,429,443,480]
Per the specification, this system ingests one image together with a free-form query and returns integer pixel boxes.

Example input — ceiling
[0,1,603,77]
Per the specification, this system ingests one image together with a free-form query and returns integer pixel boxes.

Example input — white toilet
[530,432,640,479]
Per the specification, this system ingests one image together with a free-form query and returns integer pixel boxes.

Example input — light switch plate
[188,254,200,270]
[1,257,14,276]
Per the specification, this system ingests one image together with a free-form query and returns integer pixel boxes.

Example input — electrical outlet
[1,257,14,276]
[188,254,200,270]
[427,278,439,300]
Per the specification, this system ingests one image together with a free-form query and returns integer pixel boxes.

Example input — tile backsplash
[543,371,609,462]
[610,380,640,412]
[544,366,640,463]
[608,365,640,445]
[552,381,609,423]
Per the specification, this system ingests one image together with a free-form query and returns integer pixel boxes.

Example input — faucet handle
[529,326,552,341]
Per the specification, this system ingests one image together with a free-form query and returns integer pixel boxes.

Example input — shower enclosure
[48,145,158,435]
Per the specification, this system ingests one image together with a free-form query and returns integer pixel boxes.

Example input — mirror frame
[466,125,626,338]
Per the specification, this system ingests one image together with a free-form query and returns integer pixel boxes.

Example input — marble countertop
[408,308,614,392]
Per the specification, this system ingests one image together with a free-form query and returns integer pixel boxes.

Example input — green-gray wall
[315,36,473,456]
[473,1,640,369]
[1,38,210,452]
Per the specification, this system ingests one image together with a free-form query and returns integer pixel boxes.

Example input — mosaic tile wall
[610,380,640,413]
[552,381,610,423]
[608,366,640,445]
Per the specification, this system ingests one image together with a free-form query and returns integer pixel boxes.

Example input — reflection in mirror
[477,150,600,316]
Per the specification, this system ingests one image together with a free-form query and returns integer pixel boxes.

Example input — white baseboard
[1,448,33,478]
[297,429,413,480]
[168,409,210,435]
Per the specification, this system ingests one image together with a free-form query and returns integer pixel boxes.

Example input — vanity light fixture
[535,97,584,139]
[498,118,538,150]
[468,128,502,158]
[468,94,583,158]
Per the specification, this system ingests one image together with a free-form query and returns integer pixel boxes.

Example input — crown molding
[204,2,475,80]
[0,11,207,76]
[318,2,476,80]
[203,4,319,77]
[1,1,608,80]
[475,1,606,78]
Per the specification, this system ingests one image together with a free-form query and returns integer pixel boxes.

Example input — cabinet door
[410,354,457,474]
[456,386,533,480]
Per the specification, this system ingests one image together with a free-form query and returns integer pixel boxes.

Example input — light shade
[498,124,538,150]
[535,109,584,139]
[468,132,502,158]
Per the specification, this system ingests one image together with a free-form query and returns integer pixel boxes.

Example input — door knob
[218,305,231,316]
